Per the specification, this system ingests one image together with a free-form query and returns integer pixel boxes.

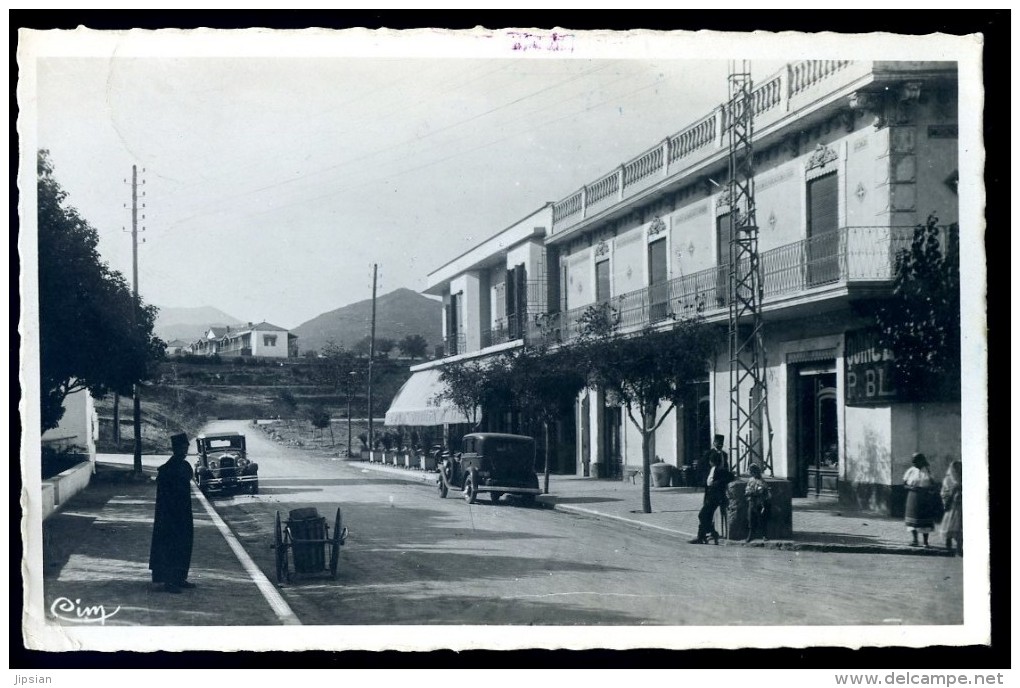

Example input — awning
[384,368,474,427]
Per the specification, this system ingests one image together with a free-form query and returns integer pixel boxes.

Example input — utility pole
[367,264,378,451]
[131,164,143,475]
[726,61,773,479]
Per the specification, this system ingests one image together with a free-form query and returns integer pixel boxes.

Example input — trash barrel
[288,508,325,574]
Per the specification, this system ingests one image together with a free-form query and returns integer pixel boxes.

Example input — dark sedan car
[194,432,259,495]
[437,432,541,505]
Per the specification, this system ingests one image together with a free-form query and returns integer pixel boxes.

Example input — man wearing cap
[149,432,196,593]
[695,434,728,486]
[690,450,733,545]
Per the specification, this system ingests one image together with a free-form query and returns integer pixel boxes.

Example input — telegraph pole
[131,165,143,474]
[367,264,378,451]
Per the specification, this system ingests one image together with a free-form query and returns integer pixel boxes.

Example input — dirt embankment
[95,357,412,454]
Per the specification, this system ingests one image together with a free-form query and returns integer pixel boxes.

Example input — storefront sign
[845,329,900,405]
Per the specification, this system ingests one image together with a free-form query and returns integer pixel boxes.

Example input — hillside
[154,305,244,343]
[293,287,442,354]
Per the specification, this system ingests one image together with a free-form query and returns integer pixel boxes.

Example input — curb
[348,460,954,557]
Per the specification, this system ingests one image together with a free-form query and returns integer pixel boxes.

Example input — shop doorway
[682,382,711,468]
[794,365,839,497]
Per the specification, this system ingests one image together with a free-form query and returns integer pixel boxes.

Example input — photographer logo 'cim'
[49,597,121,625]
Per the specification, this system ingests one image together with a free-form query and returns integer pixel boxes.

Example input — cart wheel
[437,463,449,498]
[329,508,343,579]
[489,492,502,505]
[274,511,285,584]
[463,470,478,504]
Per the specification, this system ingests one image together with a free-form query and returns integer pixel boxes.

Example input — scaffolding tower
[726,61,774,477]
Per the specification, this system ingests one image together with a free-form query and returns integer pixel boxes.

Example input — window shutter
[807,172,838,237]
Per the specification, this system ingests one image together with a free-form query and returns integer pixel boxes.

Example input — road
[203,420,963,626]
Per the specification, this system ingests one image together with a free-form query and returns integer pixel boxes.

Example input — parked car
[437,433,541,505]
[194,432,259,495]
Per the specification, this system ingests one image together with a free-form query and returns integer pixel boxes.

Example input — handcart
[272,507,348,584]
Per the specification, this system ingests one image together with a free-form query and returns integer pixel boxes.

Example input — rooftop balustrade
[550,60,867,236]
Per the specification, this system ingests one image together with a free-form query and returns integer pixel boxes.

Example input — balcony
[528,226,953,345]
[550,60,894,238]
[437,333,467,358]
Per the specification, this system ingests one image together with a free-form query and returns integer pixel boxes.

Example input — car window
[207,438,243,449]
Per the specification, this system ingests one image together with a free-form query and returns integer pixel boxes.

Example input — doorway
[794,365,839,497]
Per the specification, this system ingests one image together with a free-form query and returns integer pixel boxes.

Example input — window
[716,212,732,306]
[648,237,668,322]
[263,335,278,347]
[806,172,839,285]
[595,259,611,302]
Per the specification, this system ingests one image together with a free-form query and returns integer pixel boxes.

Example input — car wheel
[519,493,537,506]
[463,470,478,505]
[250,481,259,495]
[489,492,502,505]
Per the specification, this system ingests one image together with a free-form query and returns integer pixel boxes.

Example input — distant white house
[193,326,230,356]
[164,339,189,356]
[216,321,295,359]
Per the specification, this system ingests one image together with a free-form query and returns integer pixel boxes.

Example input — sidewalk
[41,460,289,626]
[355,459,954,556]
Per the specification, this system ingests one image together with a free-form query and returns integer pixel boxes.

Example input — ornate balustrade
[551,60,865,234]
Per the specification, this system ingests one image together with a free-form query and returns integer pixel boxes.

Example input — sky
[29,30,979,334]
[28,30,799,329]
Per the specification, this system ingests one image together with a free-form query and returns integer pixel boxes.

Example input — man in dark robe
[149,433,195,592]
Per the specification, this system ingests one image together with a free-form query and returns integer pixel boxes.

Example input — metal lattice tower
[726,61,774,477]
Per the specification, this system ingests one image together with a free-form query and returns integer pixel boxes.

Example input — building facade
[190,322,296,358]
[390,60,962,515]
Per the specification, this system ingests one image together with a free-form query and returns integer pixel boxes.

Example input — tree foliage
[432,359,505,429]
[874,214,961,401]
[398,334,429,360]
[315,340,365,396]
[376,337,396,356]
[37,150,164,432]
[496,345,587,493]
[575,302,720,513]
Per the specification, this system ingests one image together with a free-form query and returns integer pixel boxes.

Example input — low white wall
[41,483,56,520]
[45,461,94,516]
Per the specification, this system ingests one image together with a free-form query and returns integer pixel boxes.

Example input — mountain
[153,305,245,344]
[292,288,442,354]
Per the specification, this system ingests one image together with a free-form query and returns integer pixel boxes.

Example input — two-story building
[217,321,293,358]
[390,60,962,515]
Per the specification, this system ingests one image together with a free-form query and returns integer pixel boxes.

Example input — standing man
[149,432,196,593]
[690,450,733,545]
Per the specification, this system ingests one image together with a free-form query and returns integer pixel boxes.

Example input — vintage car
[437,432,541,505]
[194,432,259,495]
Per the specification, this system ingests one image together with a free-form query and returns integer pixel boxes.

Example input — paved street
[189,420,963,626]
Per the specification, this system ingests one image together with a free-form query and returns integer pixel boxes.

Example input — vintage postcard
[18,26,987,654]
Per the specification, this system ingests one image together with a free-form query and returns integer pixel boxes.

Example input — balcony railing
[527,225,951,345]
[438,332,467,358]
[551,59,862,235]
[480,319,512,349]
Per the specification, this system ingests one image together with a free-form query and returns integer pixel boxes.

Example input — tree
[376,337,396,357]
[500,346,587,494]
[433,358,505,430]
[316,341,365,456]
[398,334,429,360]
[874,214,961,401]
[352,335,373,357]
[307,405,333,445]
[574,303,719,514]
[37,150,164,432]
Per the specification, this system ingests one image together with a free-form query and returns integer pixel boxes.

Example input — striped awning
[384,368,474,427]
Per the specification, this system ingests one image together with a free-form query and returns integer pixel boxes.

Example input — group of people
[688,434,772,545]
[688,437,964,554]
[903,452,963,555]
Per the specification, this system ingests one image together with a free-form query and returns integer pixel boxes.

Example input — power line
[148,65,665,236]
